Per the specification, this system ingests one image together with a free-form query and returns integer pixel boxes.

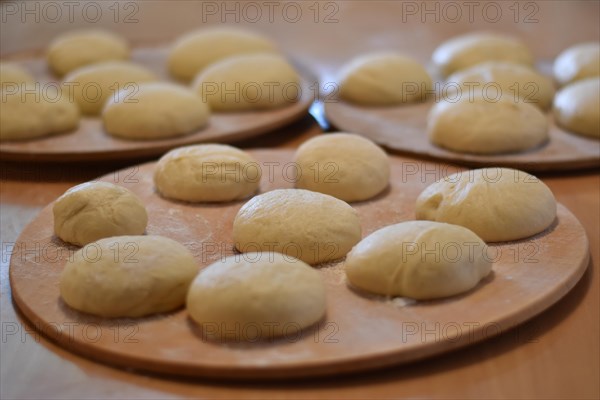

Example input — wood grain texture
[0,48,315,162]
[325,96,600,172]
[9,149,589,379]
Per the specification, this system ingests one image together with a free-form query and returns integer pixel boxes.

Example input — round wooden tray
[324,62,600,172]
[9,149,590,379]
[0,47,314,162]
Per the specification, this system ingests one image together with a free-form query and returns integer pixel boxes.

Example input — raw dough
[103,82,210,140]
[428,95,548,154]
[60,235,198,318]
[0,63,34,88]
[187,252,326,340]
[168,28,278,82]
[192,53,300,112]
[62,61,157,115]
[0,84,79,141]
[154,144,261,202]
[432,32,534,77]
[553,42,600,86]
[445,61,556,110]
[338,52,432,105]
[233,189,361,265]
[47,30,129,77]
[53,181,148,246]
[293,133,390,202]
[416,168,557,242]
[553,77,600,139]
[345,221,492,299]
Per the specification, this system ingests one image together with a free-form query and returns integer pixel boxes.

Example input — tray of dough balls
[9,135,589,379]
[325,33,599,172]
[0,28,314,161]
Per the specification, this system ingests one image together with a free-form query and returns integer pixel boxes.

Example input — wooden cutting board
[0,47,314,161]
[9,149,589,379]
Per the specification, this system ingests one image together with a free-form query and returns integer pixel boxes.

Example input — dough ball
[154,144,261,202]
[62,61,157,115]
[103,82,210,140]
[338,52,432,105]
[233,189,361,265]
[47,30,129,77]
[192,53,301,112]
[553,42,600,86]
[0,84,79,141]
[433,32,534,77]
[445,61,556,110]
[293,133,390,202]
[553,77,600,139]
[60,235,198,318]
[416,168,557,242]
[168,28,278,82]
[53,181,148,246]
[187,252,326,340]
[428,95,548,154]
[0,63,34,88]
[346,221,492,299]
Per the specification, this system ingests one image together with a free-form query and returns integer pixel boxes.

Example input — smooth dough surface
[63,61,157,115]
[553,78,600,139]
[60,235,197,318]
[416,168,557,242]
[0,63,34,88]
[433,32,534,77]
[233,189,361,265]
[428,95,548,154]
[338,52,432,105]
[346,221,492,299]
[47,30,130,77]
[445,61,556,110]
[168,28,278,82]
[553,42,600,86]
[192,53,300,112]
[103,82,210,140]
[187,252,326,340]
[293,133,390,202]
[154,144,261,202]
[53,181,148,246]
[0,84,79,141]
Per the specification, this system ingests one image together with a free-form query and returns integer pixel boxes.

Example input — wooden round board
[0,47,315,162]
[9,149,590,379]
[324,62,600,172]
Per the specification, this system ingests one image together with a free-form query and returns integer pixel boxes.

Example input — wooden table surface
[1,1,599,399]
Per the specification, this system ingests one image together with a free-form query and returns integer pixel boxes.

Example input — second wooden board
[9,150,590,379]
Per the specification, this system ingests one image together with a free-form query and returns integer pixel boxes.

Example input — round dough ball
[53,181,148,246]
[428,95,548,154]
[60,235,198,318]
[103,82,210,140]
[187,252,326,340]
[154,144,261,202]
[293,133,390,202]
[0,84,79,141]
[445,61,556,110]
[433,32,534,77]
[553,77,600,139]
[47,30,129,77]
[192,53,301,112]
[338,52,432,105]
[553,42,600,86]
[168,28,278,82]
[346,221,492,299]
[233,189,362,265]
[62,61,157,115]
[416,168,557,242]
[0,63,34,88]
